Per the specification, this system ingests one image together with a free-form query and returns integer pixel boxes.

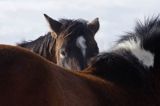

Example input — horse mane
[17,32,55,59]
[118,16,159,41]
[135,16,160,37]
[117,16,160,53]
[18,32,52,47]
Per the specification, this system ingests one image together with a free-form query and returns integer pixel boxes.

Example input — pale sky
[0,0,160,51]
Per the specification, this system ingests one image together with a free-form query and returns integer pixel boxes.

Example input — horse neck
[18,33,57,63]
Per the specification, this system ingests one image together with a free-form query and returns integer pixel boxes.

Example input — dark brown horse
[18,14,99,71]
[0,17,160,106]
[0,45,110,106]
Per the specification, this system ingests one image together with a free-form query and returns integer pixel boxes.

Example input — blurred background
[0,0,159,51]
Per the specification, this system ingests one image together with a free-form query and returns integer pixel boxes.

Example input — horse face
[44,14,99,71]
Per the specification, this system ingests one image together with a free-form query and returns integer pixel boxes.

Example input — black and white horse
[18,14,100,71]
[90,17,160,90]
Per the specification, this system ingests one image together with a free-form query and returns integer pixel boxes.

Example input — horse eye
[60,49,66,57]
[61,51,65,56]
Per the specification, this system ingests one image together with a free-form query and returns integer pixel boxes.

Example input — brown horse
[18,14,99,71]
[1,17,160,106]
[0,45,112,106]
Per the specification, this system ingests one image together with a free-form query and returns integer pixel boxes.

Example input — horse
[0,17,160,106]
[18,14,99,71]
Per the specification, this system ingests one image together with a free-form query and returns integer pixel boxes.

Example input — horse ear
[44,14,62,38]
[88,18,99,35]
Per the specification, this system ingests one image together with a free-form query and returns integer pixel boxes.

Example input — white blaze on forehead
[113,37,154,67]
[76,36,87,57]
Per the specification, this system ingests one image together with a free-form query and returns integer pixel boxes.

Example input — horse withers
[18,14,99,71]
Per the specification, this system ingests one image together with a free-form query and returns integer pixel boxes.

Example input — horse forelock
[58,19,88,38]
[59,19,88,27]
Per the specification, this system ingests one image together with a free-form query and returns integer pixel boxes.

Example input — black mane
[118,16,160,53]
[18,32,53,47]
[17,32,55,61]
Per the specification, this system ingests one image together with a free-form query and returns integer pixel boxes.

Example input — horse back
[0,45,109,106]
